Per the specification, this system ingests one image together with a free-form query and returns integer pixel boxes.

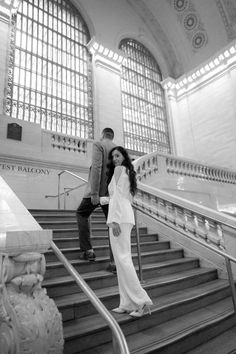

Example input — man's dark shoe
[106,263,116,274]
[86,250,96,261]
[79,250,96,262]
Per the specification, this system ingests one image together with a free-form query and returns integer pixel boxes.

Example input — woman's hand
[111,222,121,237]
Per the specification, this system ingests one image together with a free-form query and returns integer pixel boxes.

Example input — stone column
[161,77,180,156]
[88,39,125,145]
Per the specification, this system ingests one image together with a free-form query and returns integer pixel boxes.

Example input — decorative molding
[0,0,21,22]
[88,38,125,75]
[162,39,236,98]
[216,0,236,40]
[167,0,208,51]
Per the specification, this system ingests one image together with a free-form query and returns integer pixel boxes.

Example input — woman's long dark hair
[107,146,137,196]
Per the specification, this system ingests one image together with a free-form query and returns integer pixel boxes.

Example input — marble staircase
[29,208,236,354]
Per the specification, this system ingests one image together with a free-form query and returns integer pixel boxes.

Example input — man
[76,127,116,272]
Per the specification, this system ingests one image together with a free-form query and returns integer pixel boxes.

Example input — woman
[101,146,153,317]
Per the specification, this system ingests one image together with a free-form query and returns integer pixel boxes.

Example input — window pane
[5,0,94,139]
[119,39,171,155]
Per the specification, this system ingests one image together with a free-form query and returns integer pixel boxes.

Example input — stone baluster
[174,206,185,228]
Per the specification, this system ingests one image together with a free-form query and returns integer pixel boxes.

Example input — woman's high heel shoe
[112,307,126,314]
[129,304,152,318]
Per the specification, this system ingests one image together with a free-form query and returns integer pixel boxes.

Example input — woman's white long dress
[107,166,153,312]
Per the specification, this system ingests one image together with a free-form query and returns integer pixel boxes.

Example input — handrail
[58,169,88,208]
[133,207,144,283]
[45,183,86,201]
[63,183,87,209]
[50,241,130,354]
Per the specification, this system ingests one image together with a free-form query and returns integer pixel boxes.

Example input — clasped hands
[90,196,120,236]
[91,196,110,205]
[91,195,100,205]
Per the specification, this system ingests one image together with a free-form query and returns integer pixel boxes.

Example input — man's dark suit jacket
[84,139,115,198]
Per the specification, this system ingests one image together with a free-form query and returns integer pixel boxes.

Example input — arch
[5,0,94,139]
[70,0,95,39]
[115,32,171,78]
[119,38,171,155]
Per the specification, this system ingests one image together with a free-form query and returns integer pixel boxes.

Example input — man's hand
[91,195,100,205]
[111,222,121,237]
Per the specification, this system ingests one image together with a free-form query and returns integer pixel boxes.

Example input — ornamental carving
[167,0,208,50]
[0,252,64,354]
[216,0,236,40]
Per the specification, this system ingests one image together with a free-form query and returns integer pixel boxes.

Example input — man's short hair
[102,127,114,139]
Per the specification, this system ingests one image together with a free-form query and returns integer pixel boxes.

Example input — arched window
[119,39,171,155]
[5,0,93,139]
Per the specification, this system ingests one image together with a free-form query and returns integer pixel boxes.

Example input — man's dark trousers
[76,197,114,262]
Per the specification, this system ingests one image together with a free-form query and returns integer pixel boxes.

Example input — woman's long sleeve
[107,187,123,225]
[107,167,135,226]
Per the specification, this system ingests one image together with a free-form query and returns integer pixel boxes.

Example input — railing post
[58,174,61,209]
[63,188,67,210]
[225,258,236,314]
[133,207,143,283]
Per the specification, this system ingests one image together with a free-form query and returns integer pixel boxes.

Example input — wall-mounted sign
[0,163,50,175]
[7,123,22,141]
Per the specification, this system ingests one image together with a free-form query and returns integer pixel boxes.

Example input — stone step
[52,233,159,247]
[184,324,236,354]
[29,209,76,216]
[43,257,200,298]
[33,215,77,222]
[55,268,218,322]
[38,220,78,229]
[52,228,79,238]
[45,245,180,278]
[63,281,233,354]
[51,239,168,256]
[30,208,233,354]
[45,245,182,263]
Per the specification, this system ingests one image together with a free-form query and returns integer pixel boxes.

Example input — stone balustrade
[165,157,236,184]
[134,152,236,184]
[51,132,89,154]
[134,152,159,181]
[134,183,236,263]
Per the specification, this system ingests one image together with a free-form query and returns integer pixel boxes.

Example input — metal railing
[133,207,144,283]
[46,169,132,353]
[57,170,88,209]
[51,241,129,354]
